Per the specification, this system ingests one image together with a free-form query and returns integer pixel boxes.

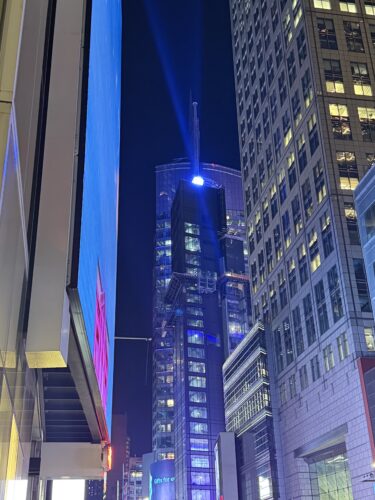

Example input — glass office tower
[230,0,375,497]
[164,179,250,499]
[153,162,247,462]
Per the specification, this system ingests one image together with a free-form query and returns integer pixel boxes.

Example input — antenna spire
[191,101,200,177]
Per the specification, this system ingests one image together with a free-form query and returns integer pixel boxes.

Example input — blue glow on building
[192,175,204,186]
[77,0,122,432]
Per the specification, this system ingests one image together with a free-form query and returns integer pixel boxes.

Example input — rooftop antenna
[190,100,204,185]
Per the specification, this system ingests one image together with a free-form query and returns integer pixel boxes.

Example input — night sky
[113,0,240,456]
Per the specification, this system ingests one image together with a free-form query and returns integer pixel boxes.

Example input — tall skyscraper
[164,178,250,499]
[153,158,247,462]
[230,0,375,497]
[0,1,121,498]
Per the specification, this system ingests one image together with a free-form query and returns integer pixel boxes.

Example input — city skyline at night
[3,0,375,498]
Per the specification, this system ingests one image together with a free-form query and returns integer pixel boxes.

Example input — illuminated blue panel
[150,460,175,500]
[77,0,122,433]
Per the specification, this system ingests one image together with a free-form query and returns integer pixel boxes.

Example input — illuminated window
[190,422,208,434]
[191,456,209,468]
[283,12,292,44]
[365,0,375,15]
[189,376,206,388]
[302,68,313,108]
[365,327,375,350]
[320,211,334,257]
[188,361,206,374]
[190,438,209,451]
[323,344,335,372]
[339,1,357,12]
[187,329,204,345]
[313,0,331,8]
[323,59,344,93]
[186,254,201,266]
[192,490,210,500]
[309,229,321,272]
[344,202,359,245]
[336,151,358,190]
[187,319,204,328]
[351,62,372,96]
[188,347,205,359]
[358,107,375,141]
[329,104,352,140]
[313,161,327,203]
[185,222,200,235]
[187,307,203,318]
[191,472,210,485]
[189,391,206,403]
[293,0,302,27]
[298,243,309,285]
[186,293,202,304]
[185,236,201,252]
[189,407,207,419]
[292,196,303,236]
[337,332,349,360]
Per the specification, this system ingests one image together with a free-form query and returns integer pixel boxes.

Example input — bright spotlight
[192,175,204,186]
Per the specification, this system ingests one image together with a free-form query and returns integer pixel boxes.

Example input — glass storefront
[307,444,353,500]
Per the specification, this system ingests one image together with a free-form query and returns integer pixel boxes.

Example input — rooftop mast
[191,101,200,178]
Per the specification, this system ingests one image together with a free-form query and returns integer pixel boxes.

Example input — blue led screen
[77,0,122,433]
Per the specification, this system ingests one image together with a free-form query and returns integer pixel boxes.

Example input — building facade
[126,457,143,500]
[230,0,375,497]
[164,179,250,499]
[223,322,279,499]
[153,162,247,463]
[0,0,121,498]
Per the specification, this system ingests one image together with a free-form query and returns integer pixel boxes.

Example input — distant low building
[126,457,143,500]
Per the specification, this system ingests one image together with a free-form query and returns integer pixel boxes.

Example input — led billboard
[76,0,121,432]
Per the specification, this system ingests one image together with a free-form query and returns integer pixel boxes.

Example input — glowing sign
[149,461,175,500]
[77,0,121,432]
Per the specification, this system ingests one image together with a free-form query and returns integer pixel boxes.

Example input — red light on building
[107,445,113,471]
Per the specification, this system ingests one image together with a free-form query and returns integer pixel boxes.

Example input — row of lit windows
[226,386,270,432]
[250,209,334,300]
[240,17,375,186]
[324,59,373,96]
[248,164,326,264]
[329,104,375,142]
[224,356,268,409]
[314,0,375,16]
